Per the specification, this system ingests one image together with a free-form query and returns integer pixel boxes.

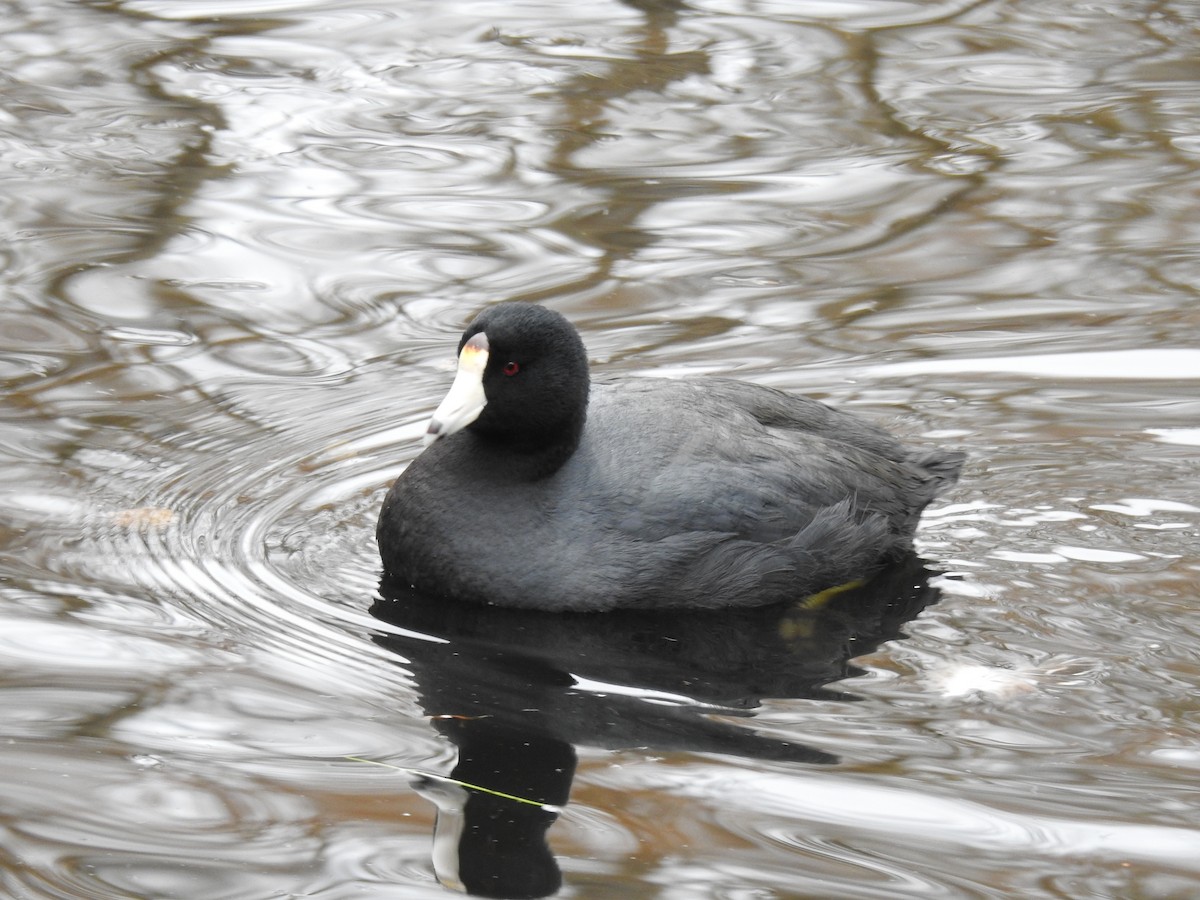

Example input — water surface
[2,0,1199,897]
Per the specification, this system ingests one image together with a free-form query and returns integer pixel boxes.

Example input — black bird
[377,303,963,611]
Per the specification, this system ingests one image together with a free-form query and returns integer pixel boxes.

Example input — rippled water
[2,0,1199,896]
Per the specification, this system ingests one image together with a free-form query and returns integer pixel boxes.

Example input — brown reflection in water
[3,0,1200,897]
[508,0,707,304]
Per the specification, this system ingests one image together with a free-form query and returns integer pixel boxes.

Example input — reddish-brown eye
[502,361,520,376]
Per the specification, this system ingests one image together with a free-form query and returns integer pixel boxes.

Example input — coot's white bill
[424,332,489,447]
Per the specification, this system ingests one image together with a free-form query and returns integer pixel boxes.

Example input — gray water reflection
[367,555,940,895]
[2,0,1199,896]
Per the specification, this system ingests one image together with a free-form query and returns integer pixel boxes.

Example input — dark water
[2,0,1199,896]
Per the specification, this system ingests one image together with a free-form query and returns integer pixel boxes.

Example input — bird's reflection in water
[369,553,942,898]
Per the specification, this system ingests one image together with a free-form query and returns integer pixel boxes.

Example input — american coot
[377,303,964,611]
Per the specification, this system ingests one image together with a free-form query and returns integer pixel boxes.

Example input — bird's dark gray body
[378,374,963,611]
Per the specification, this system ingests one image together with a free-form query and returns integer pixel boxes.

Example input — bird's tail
[910,449,967,498]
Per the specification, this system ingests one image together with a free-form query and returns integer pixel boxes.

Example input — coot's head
[424,303,590,453]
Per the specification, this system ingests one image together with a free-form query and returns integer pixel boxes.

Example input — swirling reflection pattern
[3,0,1200,896]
